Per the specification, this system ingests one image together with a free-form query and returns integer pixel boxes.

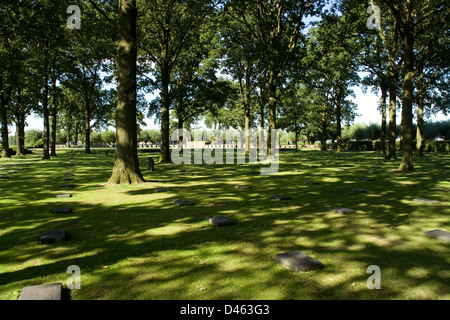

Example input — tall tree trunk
[50,79,58,157]
[415,64,424,157]
[0,76,11,158]
[385,80,397,159]
[383,18,399,160]
[14,87,24,156]
[66,115,72,148]
[294,116,298,152]
[245,69,252,156]
[267,67,277,158]
[380,84,387,154]
[74,121,79,148]
[159,61,171,163]
[336,87,342,152]
[14,116,23,156]
[177,114,184,146]
[320,113,327,151]
[84,98,91,154]
[239,70,252,156]
[19,111,25,153]
[108,0,144,184]
[398,26,415,171]
[244,99,251,156]
[0,111,9,158]
[42,69,50,160]
[258,77,266,153]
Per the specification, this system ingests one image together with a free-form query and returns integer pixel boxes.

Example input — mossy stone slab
[50,207,72,214]
[207,215,236,227]
[327,207,355,214]
[174,199,194,206]
[275,251,324,272]
[424,229,450,243]
[19,283,63,300]
[39,230,67,244]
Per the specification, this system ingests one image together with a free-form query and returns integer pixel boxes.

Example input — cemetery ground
[0,149,449,300]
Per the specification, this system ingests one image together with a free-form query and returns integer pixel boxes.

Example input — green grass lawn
[0,149,449,300]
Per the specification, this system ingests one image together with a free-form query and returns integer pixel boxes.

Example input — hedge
[325,140,450,152]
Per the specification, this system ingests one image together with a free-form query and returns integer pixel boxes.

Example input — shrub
[101,131,116,144]
[423,140,450,152]
[25,130,44,148]
[346,140,374,151]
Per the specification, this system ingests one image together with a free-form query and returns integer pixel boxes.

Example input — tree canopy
[1,0,448,179]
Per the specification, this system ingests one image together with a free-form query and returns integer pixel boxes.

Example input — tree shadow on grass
[1,150,449,300]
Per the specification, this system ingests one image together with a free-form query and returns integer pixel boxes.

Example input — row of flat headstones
[0,162,33,178]
[20,156,76,299]
[44,156,76,242]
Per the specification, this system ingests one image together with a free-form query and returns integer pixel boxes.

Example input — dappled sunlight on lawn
[1,149,449,300]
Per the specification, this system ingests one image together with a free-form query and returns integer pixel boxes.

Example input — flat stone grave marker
[207,215,236,227]
[424,229,450,243]
[271,195,292,201]
[63,178,74,181]
[359,178,374,181]
[268,175,283,179]
[348,188,369,193]
[59,184,75,188]
[413,198,440,205]
[19,283,63,300]
[327,207,355,214]
[210,178,222,181]
[8,171,17,174]
[0,213,16,220]
[65,173,74,177]
[56,193,72,198]
[367,170,378,174]
[395,181,422,187]
[191,173,202,176]
[0,175,9,179]
[275,251,324,272]
[305,181,319,185]
[235,185,251,189]
[407,173,427,177]
[174,199,194,206]
[178,169,187,172]
[154,188,168,192]
[50,207,72,214]
[39,230,67,244]
[202,202,228,207]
